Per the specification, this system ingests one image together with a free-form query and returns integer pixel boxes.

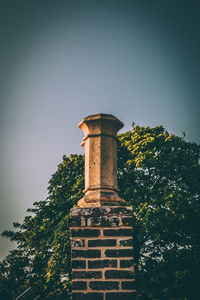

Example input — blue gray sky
[0,0,199,259]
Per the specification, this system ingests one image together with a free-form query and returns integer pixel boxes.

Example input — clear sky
[0,0,199,259]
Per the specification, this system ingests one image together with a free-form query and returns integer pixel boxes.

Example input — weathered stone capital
[68,206,135,228]
[78,113,126,207]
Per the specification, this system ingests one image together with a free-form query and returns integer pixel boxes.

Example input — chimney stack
[68,114,136,300]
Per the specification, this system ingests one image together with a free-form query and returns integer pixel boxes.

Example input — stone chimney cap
[78,113,124,130]
[77,113,125,207]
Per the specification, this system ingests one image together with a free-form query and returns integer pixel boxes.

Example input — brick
[88,259,117,269]
[68,216,81,227]
[106,292,136,300]
[72,271,102,279]
[90,281,119,290]
[88,239,116,247]
[120,259,134,268]
[72,249,101,258]
[119,238,133,247]
[107,206,133,216]
[103,229,133,237]
[72,239,85,248]
[71,229,100,237]
[72,281,87,290]
[72,260,86,269]
[88,217,120,227]
[121,281,136,290]
[105,270,134,279]
[105,249,133,258]
[72,293,103,300]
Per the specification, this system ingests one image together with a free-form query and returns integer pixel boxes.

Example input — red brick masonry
[68,206,136,300]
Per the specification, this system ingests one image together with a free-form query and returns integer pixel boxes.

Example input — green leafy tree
[1,125,200,300]
[118,125,200,300]
[1,154,84,299]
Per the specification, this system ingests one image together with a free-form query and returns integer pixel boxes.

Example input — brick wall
[68,206,136,300]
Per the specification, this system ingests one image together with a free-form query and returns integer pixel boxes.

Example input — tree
[118,125,200,300]
[1,125,200,299]
[1,154,84,299]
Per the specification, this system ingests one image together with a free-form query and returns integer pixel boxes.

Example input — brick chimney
[68,114,136,300]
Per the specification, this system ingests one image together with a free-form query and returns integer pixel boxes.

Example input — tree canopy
[1,124,200,299]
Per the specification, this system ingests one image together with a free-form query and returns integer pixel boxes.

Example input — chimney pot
[78,113,126,207]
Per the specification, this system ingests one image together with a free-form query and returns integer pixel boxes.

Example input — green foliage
[1,154,84,299]
[1,126,200,299]
[118,125,200,300]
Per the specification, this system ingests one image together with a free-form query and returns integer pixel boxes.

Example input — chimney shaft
[78,113,126,207]
[69,115,135,299]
